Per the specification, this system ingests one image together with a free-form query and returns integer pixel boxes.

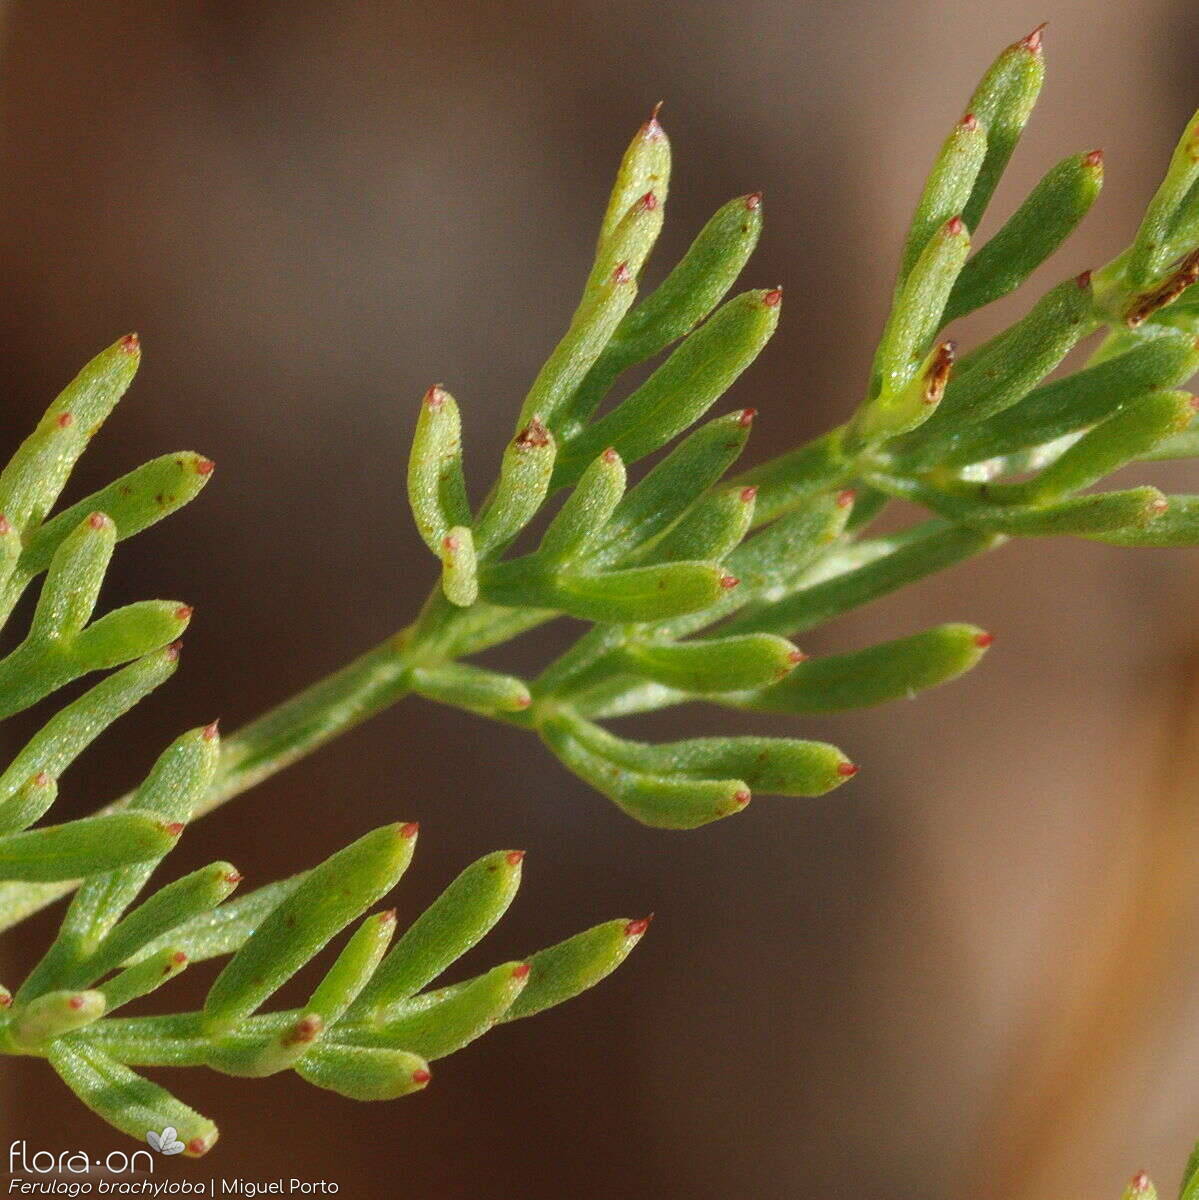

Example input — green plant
[1,24,1198,1183]
[0,340,646,1153]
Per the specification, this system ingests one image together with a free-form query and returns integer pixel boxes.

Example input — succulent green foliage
[48,1040,219,1156]
[3,774,643,1147]
[389,25,1199,838]
[129,876,305,964]
[726,624,992,714]
[0,336,206,866]
[0,339,643,1153]
[1126,109,1199,290]
[350,849,523,1015]
[944,149,1104,322]
[866,214,970,421]
[960,23,1045,230]
[407,385,470,554]
[201,824,417,1037]
[411,662,532,714]
[0,813,181,883]
[562,192,763,441]
[5,22,1199,1178]
[2,825,644,1148]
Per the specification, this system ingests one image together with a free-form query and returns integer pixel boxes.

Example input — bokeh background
[1,1,1197,1196]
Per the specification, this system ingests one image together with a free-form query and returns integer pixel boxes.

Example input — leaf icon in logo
[147,1127,185,1155]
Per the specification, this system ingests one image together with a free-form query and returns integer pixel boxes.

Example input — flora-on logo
[146,1127,186,1155]
[9,1139,154,1175]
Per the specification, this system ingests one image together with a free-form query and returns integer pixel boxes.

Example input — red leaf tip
[164,640,183,662]
[1075,269,1093,289]
[68,994,86,1011]
[787,649,807,664]
[118,332,141,354]
[162,821,186,837]
[738,407,757,427]
[601,446,620,463]
[974,631,995,648]
[225,870,244,885]
[512,963,532,980]
[0,992,11,1008]
[946,216,965,236]
[1083,148,1104,168]
[733,789,751,807]
[836,762,860,778]
[1128,1172,1151,1194]
[411,1068,432,1085]
[836,489,856,508]
[638,189,658,212]
[0,514,9,535]
[379,908,398,925]
[202,719,220,741]
[399,821,420,839]
[33,771,52,787]
[441,533,460,552]
[1150,495,1170,515]
[1018,21,1047,52]
[719,574,740,590]
[57,412,74,429]
[612,260,633,285]
[423,384,448,409]
[739,485,758,503]
[505,849,526,866]
[175,605,194,622]
[185,1138,210,1158]
[625,915,654,937]
[171,951,188,965]
[642,101,665,139]
[744,192,763,211]
[762,287,783,307]
[87,512,108,530]
[195,457,216,476]
[960,112,978,130]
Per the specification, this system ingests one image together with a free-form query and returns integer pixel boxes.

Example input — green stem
[199,638,416,819]
[550,265,1145,717]
[0,253,1152,934]
[0,637,420,931]
[0,597,552,933]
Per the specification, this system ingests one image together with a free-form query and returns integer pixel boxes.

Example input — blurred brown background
[1,1,1197,1196]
